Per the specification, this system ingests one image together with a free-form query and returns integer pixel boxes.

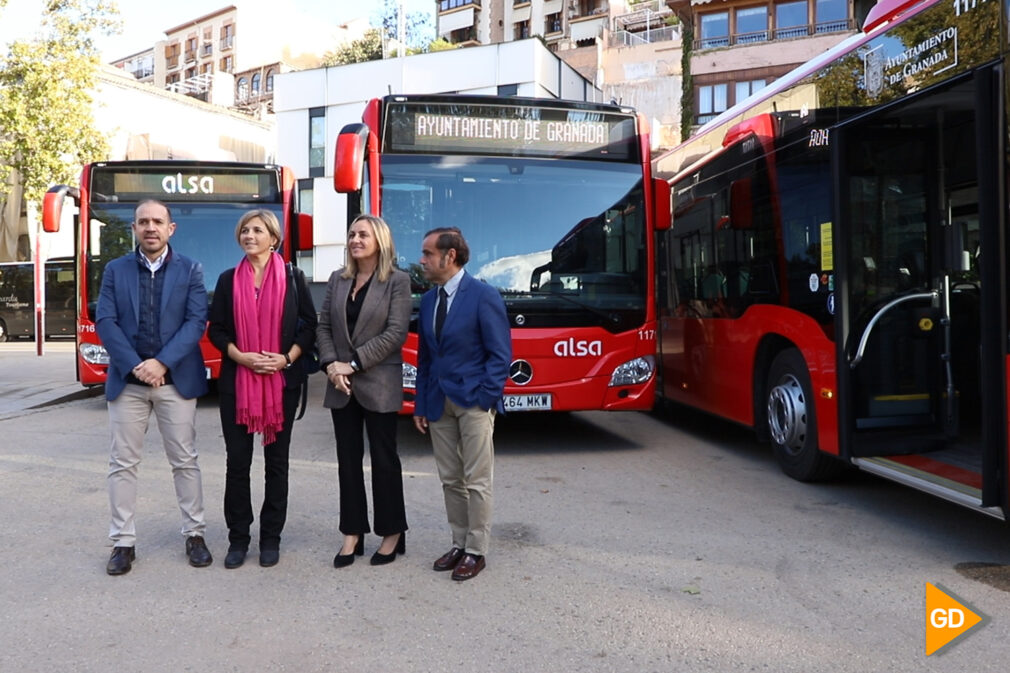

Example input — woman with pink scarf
[208,210,317,569]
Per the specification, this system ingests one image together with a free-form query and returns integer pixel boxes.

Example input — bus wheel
[0,318,7,343]
[765,349,838,482]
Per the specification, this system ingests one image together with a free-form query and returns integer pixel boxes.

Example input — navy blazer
[207,263,317,394]
[415,271,512,421]
[95,248,209,401]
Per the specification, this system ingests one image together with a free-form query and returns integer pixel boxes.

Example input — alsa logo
[554,338,602,357]
[162,173,215,195]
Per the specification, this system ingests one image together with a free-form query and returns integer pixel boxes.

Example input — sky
[0,0,436,60]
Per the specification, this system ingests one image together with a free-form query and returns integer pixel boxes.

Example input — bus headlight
[609,355,655,387]
[80,343,110,365]
[402,362,417,389]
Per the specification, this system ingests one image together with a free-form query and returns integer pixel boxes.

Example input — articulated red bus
[654,0,1009,518]
[334,95,670,413]
[42,161,312,386]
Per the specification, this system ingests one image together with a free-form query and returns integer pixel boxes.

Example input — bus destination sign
[385,102,637,161]
[91,168,280,203]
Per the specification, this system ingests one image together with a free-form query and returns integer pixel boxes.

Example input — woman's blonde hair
[341,214,397,282]
[235,209,282,249]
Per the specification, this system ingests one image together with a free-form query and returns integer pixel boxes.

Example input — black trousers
[330,396,407,537]
[220,386,299,551]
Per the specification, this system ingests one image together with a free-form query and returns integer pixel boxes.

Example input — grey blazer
[316,267,411,413]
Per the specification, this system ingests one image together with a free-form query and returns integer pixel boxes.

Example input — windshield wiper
[501,288,619,326]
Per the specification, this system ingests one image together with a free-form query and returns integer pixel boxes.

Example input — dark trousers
[331,396,407,537]
[220,386,299,551]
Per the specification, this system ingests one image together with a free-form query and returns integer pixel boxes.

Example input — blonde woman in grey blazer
[317,214,411,568]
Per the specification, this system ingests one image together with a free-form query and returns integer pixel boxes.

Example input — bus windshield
[85,203,284,317]
[380,155,647,332]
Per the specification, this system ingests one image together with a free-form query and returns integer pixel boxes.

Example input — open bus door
[833,66,1007,514]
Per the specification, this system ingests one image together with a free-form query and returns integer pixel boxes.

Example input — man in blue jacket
[413,227,511,581]
[96,199,212,575]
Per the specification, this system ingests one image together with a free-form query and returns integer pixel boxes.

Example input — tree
[321,28,384,66]
[374,0,435,53]
[0,0,119,206]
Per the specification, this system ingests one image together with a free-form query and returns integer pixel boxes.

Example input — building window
[498,83,518,96]
[309,107,325,178]
[775,0,808,38]
[251,72,261,96]
[201,62,213,75]
[185,66,197,79]
[185,37,198,60]
[735,6,768,43]
[515,20,530,40]
[699,12,729,48]
[734,79,765,103]
[220,24,235,50]
[698,83,728,123]
[545,12,562,34]
[165,42,180,69]
[237,77,249,101]
[815,0,847,30]
[220,55,233,72]
[265,69,275,92]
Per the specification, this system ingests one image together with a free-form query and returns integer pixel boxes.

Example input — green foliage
[374,0,435,51]
[679,20,693,142]
[0,0,120,205]
[322,28,384,65]
[427,38,457,53]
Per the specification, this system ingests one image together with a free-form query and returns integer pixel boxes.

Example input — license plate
[502,394,552,411]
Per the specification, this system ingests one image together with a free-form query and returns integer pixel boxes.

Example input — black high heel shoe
[370,532,405,566]
[333,535,365,568]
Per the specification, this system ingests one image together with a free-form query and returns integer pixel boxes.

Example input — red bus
[42,160,312,386]
[334,95,670,413]
[654,0,1009,518]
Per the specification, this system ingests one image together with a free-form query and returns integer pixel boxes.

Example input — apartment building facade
[670,0,873,130]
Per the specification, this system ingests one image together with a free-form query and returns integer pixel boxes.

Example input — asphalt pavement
[0,340,100,418]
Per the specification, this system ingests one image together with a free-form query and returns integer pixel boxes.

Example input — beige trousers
[429,398,496,556]
[107,383,206,547]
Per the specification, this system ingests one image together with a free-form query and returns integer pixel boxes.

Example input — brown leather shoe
[186,535,213,567]
[433,547,465,572]
[451,553,485,581]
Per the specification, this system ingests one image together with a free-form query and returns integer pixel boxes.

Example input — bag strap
[288,263,309,421]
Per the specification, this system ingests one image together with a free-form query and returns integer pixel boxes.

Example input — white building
[274,38,602,283]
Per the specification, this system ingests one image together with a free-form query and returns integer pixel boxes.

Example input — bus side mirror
[653,178,671,231]
[297,213,313,251]
[42,186,79,233]
[334,123,370,194]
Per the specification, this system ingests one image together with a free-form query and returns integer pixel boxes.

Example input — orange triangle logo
[925,583,984,655]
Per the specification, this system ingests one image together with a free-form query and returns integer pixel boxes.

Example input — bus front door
[833,69,1005,510]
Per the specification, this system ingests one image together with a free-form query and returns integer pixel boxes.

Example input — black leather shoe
[260,548,280,567]
[334,535,365,568]
[224,549,247,569]
[370,532,405,566]
[451,553,485,581]
[433,547,464,572]
[186,536,213,567]
[106,546,135,576]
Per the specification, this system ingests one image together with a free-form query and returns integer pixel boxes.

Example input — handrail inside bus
[849,291,937,368]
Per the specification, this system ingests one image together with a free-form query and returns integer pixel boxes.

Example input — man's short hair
[134,199,173,223]
[424,227,469,267]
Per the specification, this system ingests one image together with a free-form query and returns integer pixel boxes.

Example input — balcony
[569,13,608,44]
[166,56,179,70]
[439,0,480,11]
[184,50,197,63]
[220,36,234,50]
[610,23,681,47]
[695,18,855,49]
[201,43,213,56]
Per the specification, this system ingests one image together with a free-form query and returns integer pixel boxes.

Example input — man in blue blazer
[413,227,511,581]
[96,199,212,576]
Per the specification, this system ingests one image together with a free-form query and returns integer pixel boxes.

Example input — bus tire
[765,348,840,482]
[0,318,7,343]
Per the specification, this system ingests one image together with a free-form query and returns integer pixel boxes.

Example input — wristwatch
[349,358,361,372]
[284,353,292,369]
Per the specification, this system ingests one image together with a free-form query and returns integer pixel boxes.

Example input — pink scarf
[233,252,286,444]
